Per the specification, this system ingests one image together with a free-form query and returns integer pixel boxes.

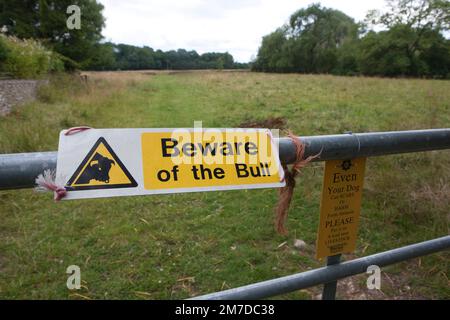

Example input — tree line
[88,43,248,71]
[0,0,248,71]
[252,0,450,78]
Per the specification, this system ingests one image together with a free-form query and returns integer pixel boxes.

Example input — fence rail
[190,236,450,300]
[0,128,449,300]
[1,129,450,190]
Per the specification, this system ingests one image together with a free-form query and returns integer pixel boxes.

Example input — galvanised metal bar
[280,129,450,164]
[0,151,57,190]
[0,129,449,190]
[190,235,450,300]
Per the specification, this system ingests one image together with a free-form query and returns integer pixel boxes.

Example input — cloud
[98,0,387,62]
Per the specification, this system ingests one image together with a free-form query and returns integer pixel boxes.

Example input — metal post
[322,254,341,300]
[321,131,349,300]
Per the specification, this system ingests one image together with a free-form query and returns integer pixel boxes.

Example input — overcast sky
[98,0,387,62]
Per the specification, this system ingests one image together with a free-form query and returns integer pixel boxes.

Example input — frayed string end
[34,126,92,201]
[35,169,66,201]
[274,131,320,235]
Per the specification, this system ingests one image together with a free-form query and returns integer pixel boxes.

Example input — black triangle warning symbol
[66,137,138,191]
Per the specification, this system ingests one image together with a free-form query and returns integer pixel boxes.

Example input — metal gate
[1,129,449,299]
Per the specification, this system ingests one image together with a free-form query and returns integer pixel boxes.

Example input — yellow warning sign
[141,130,283,190]
[66,137,137,190]
[316,158,366,260]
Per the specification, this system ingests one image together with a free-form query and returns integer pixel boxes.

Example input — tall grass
[0,71,448,299]
[0,35,63,78]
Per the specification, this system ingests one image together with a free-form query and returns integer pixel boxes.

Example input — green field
[0,71,449,299]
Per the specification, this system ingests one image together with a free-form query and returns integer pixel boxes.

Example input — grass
[0,70,449,299]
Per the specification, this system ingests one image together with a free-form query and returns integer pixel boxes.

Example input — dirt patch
[171,276,199,298]
[333,271,430,300]
[239,117,286,129]
[305,260,431,300]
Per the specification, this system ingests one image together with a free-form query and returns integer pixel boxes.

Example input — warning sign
[141,131,282,190]
[65,137,137,191]
[316,158,366,260]
[55,128,285,200]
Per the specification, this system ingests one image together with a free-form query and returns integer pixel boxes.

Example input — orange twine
[275,131,320,235]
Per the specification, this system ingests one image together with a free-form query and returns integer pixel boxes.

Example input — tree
[252,1,449,77]
[0,0,38,38]
[362,0,450,77]
[418,32,450,77]
[334,40,360,75]
[253,4,358,73]
[289,4,359,73]
[365,0,449,32]
[358,29,414,76]
[0,0,105,66]
[114,44,155,70]
[0,1,244,71]
[358,25,449,77]
[86,42,116,71]
[252,28,292,72]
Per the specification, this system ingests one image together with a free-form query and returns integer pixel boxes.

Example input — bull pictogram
[66,137,137,191]
[76,152,115,184]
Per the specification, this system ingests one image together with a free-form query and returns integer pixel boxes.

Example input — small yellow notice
[316,158,366,260]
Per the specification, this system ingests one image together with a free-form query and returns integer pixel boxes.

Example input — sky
[98,0,388,62]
